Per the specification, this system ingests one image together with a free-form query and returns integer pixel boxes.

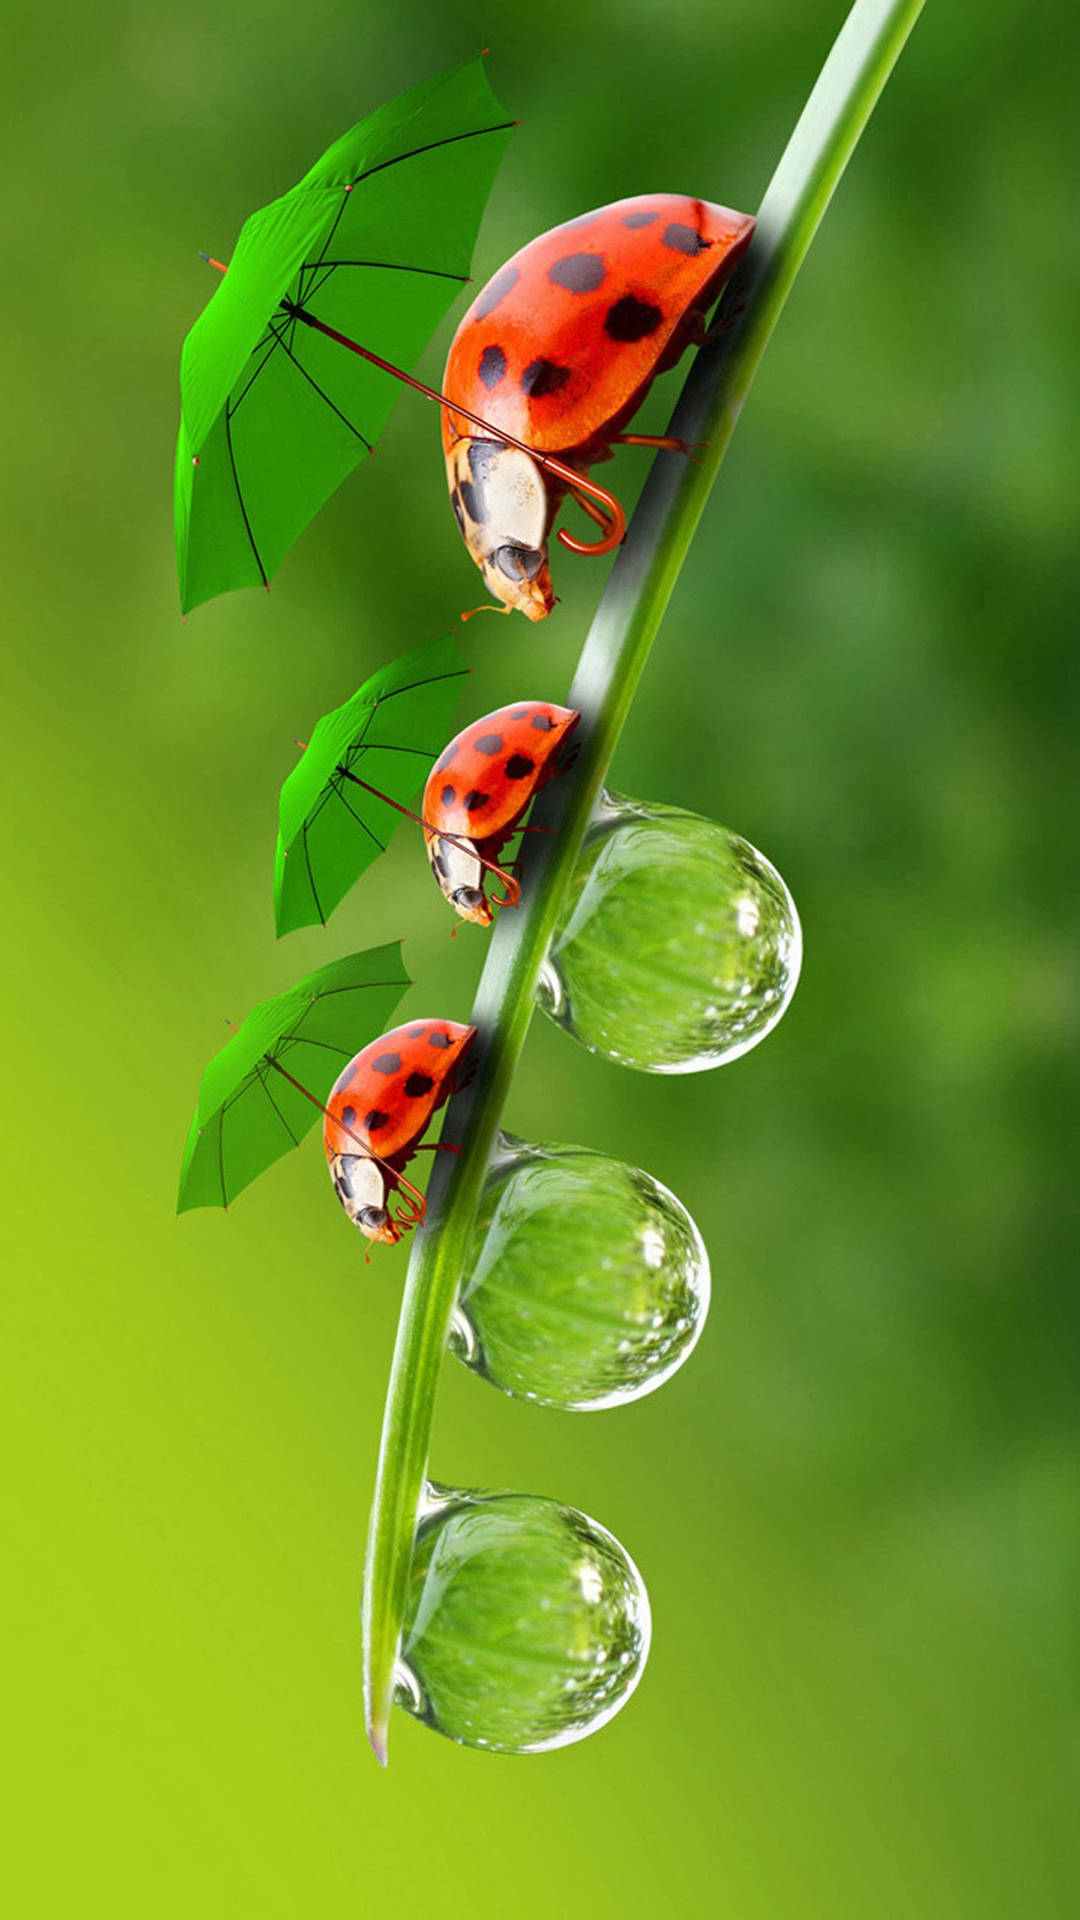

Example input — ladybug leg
[614,433,705,463]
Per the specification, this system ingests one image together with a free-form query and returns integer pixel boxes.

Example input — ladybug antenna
[460,601,513,623]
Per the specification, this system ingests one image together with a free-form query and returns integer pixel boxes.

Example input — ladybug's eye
[359,1206,389,1231]
[453,887,486,913]
[492,544,543,583]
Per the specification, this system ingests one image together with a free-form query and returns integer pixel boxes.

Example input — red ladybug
[422,702,579,924]
[442,193,755,619]
[323,1020,475,1244]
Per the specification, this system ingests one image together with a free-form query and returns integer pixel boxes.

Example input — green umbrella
[275,632,467,937]
[175,56,513,614]
[177,944,409,1212]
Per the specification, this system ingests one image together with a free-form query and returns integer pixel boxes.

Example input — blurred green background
[4,1,1078,1913]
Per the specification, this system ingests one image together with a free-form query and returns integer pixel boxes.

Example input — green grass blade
[363,0,927,1764]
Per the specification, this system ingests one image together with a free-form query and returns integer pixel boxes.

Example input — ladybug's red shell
[443,195,755,459]
[424,702,578,841]
[323,1020,474,1163]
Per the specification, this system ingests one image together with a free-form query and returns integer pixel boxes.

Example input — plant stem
[363,0,926,1764]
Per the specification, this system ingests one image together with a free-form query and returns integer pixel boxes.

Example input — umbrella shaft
[291,307,624,552]
[337,767,520,889]
[265,1056,425,1215]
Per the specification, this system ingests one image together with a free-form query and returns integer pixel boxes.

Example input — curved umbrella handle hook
[535,455,627,556]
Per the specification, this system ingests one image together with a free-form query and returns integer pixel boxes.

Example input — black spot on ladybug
[531,714,555,731]
[450,488,465,534]
[604,294,664,343]
[433,851,450,878]
[459,477,486,525]
[342,1105,356,1127]
[468,439,501,485]
[511,706,533,718]
[407,1025,428,1037]
[464,790,489,812]
[434,744,456,772]
[623,210,658,229]
[547,252,606,294]
[520,358,571,400]
[478,344,506,389]
[505,754,535,779]
[371,1052,401,1076]
[662,222,709,255]
[404,1071,434,1098]
[474,264,519,318]
[364,1109,389,1132]
[474,732,504,756]
[428,1031,451,1049]
[441,784,456,808]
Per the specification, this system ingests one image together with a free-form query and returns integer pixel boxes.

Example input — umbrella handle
[266,1056,427,1226]
[336,768,529,893]
[288,308,626,556]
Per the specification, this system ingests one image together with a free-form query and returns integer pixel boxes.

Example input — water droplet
[395,1487,650,1753]
[450,1135,709,1410]
[537,790,801,1073]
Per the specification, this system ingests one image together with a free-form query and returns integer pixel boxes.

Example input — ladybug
[323,1020,475,1245]
[422,701,580,925]
[442,193,755,619]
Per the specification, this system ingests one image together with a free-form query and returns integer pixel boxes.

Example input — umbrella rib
[331,779,387,851]
[305,189,350,280]
[224,401,268,585]
[254,1062,302,1145]
[370,666,469,704]
[348,740,440,760]
[267,318,373,448]
[302,772,353,834]
[347,122,515,191]
[301,820,327,923]
[309,259,469,283]
[280,1034,356,1058]
[299,261,342,307]
[217,1109,228,1209]
[230,325,287,415]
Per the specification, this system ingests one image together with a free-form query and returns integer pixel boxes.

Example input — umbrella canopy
[175,56,513,614]
[177,944,410,1211]
[274,632,466,936]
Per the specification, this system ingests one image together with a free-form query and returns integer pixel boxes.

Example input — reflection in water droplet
[450,1136,710,1410]
[395,1488,651,1754]
[537,790,801,1073]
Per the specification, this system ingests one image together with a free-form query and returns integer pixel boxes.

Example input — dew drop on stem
[537,790,801,1073]
[394,1488,651,1754]
[450,1134,710,1411]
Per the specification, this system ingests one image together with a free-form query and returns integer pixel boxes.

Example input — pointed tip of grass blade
[368,1718,389,1768]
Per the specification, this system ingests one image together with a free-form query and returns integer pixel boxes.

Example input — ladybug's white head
[329,1151,400,1245]
[448,438,555,621]
[426,829,493,927]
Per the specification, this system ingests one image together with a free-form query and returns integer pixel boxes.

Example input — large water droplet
[395,1487,651,1754]
[450,1135,710,1410]
[538,790,801,1073]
